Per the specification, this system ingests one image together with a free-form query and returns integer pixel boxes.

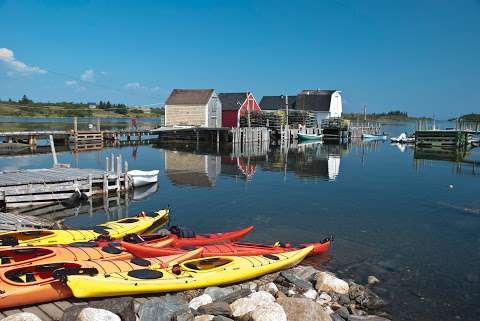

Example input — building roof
[218,93,249,111]
[259,96,297,111]
[165,89,214,105]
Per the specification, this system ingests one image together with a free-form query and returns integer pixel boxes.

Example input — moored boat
[298,133,323,141]
[362,133,387,140]
[391,133,415,144]
[127,170,160,187]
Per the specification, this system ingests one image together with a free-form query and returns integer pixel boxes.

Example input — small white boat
[298,133,324,141]
[390,133,415,144]
[127,170,159,187]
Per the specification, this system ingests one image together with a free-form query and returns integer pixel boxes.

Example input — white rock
[230,291,275,317]
[315,272,349,295]
[193,315,214,321]
[303,288,318,300]
[260,282,279,295]
[188,294,213,310]
[251,302,287,321]
[1,313,42,321]
[76,308,121,321]
[316,292,332,305]
[368,275,380,285]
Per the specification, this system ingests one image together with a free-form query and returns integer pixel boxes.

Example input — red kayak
[0,226,254,269]
[121,237,332,258]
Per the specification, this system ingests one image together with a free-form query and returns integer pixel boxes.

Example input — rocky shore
[0,265,391,321]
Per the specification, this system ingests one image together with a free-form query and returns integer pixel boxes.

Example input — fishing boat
[362,133,387,140]
[298,133,323,141]
[127,170,159,187]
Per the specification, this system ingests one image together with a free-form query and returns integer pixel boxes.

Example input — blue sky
[0,0,479,117]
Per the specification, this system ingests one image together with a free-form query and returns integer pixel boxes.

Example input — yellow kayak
[0,209,169,247]
[65,245,313,298]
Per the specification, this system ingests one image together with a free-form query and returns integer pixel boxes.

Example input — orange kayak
[0,248,202,309]
[0,226,254,269]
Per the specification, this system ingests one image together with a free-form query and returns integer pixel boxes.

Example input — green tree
[19,95,33,105]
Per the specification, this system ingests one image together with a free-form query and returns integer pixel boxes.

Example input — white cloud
[81,69,95,82]
[65,80,86,92]
[124,82,142,89]
[124,82,163,92]
[0,48,47,75]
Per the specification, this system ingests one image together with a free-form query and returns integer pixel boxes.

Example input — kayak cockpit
[0,231,56,246]
[0,248,54,266]
[2,262,82,285]
[182,257,233,271]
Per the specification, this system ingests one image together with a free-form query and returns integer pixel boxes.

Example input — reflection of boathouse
[164,150,220,187]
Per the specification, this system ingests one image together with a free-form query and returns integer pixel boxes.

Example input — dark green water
[0,121,479,321]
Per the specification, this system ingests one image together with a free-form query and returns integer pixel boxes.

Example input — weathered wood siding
[207,92,222,127]
[165,104,207,127]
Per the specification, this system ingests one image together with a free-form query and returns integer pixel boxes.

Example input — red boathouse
[218,92,261,128]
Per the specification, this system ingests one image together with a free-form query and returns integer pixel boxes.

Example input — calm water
[0,121,479,321]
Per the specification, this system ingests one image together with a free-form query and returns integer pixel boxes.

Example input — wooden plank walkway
[0,297,153,320]
[0,212,56,232]
[0,168,105,187]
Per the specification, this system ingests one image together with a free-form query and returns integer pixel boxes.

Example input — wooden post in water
[49,135,58,166]
[103,174,108,195]
[116,155,121,191]
[110,153,115,174]
[124,161,129,190]
[96,118,101,131]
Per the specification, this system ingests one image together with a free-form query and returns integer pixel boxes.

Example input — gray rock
[338,294,351,305]
[348,283,385,309]
[89,297,135,321]
[348,316,391,321]
[76,308,121,321]
[277,297,332,321]
[204,287,234,301]
[216,288,252,304]
[197,301,231,316]
[290,265,319,282]
[174,311,195,321]
[336,306,349,319]
[280,270,313,291]
[1,313,42,321]
[60,305,88,321]
[330,313,345,321]
[139,295,189,321]
[212,317,234,321]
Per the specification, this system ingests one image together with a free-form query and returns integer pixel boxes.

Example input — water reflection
[164,150,221,187]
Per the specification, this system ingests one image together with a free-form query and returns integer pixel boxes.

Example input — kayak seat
[131,257,152,267]
[52,267,99,279]
[101,246,123,254]
[36,263,66,272]
[0,236,19,246]
[1,256,11,264]
[127,269,163,279]
[25,272,36,283]
[21,231,43,237]
[116,218,139,224]
[123,234,145,244]
[263,254,280,260]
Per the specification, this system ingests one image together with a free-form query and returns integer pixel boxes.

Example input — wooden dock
[0,211,57,232]
[415,130,472,148]
[0,161,130,209]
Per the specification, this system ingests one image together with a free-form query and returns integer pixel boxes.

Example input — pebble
[259,282,278,295]
[367,276,380,285]
[316,292,332,304]
[193,316,214,321]
[303,288,318,300]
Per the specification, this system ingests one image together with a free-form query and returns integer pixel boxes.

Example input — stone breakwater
[0,266,391,321]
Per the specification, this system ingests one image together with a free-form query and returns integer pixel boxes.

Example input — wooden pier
[0,211,57,232]
[0,158,131,209]
[415,130,472,148]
